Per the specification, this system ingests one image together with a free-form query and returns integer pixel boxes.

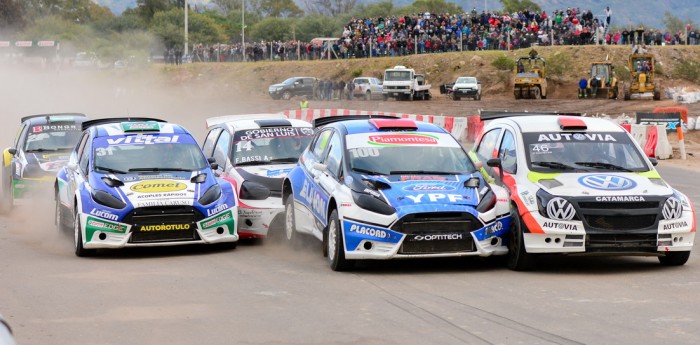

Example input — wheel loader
[513,50,547,100]
[585,62,618,99]
[623,53,661,101]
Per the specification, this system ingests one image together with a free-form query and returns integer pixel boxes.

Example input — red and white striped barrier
[281,109,469,142]
[624,123,672,159]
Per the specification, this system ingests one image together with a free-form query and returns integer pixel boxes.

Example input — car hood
[91,171,212,208]
[359,174,482,218]
[237,164,295,178]
[536,173,673,198]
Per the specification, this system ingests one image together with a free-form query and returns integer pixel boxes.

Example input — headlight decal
[662,196,683,220]
[546,197,576,221]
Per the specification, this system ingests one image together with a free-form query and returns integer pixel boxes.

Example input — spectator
[347,80,355,100]
[299,96,309,109]
[590,77,600,97]
[578,76,588,98]
[337,80,346,100]
[605,6,612,27]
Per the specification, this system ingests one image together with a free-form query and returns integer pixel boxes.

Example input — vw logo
[578,174,637,191]
[573,133,586,140]
[662,197,683,220]
[546,197,576,220]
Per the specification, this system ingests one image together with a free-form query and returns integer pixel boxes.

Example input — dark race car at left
[1,113,88,212]
[55,118,238,256]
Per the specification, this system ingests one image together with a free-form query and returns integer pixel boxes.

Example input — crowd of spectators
[170,6,700,64]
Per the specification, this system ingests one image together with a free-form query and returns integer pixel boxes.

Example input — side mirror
[486,158,504,183]
[313,163,328,172]
[648,157,658,166]
[8,148,16,155]
[67,162,78,171]
[207,157,216,164]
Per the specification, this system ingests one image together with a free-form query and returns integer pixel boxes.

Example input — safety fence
[281,108,691,160]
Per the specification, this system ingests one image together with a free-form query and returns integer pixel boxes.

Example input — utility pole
[184,0,189,57]
[242,0,246,62]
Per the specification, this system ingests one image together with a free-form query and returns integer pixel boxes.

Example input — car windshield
[231,127,314,166]
[25,129,82,151]
[524,132,650,172]
[345,132,475,175]
[93,142,208,173]
[456,77,476,84]
[384,71,412,81]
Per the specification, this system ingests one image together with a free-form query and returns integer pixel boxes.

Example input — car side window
[78,137,92,174]
[475,128,502,161]
[312,130,332,159]
[323,133,343,179]
[75,132,90,162]
[202,128,222,158]
[498,130,517,174]
[213,131,231,171]
[14,124,27,149]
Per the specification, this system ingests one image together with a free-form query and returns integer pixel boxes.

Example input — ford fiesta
[282,116,511,271]
[473,111,695,270]
[2,113,88,212]
[55,118,238,256]
[202,114,314,239]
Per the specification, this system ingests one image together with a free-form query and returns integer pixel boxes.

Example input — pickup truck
[449,76,481,100]
[352,77,383,100]
[382,65,432,101]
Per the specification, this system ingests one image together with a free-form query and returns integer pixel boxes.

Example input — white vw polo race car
[473,111,695,270]
[202,114,314,239]
[283,115,511,271]
[55,118,238,256]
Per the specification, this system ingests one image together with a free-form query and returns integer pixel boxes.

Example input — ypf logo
[130,180,187,193]
[578,174,636,191]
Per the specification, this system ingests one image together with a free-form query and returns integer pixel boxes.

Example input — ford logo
[402,183,456,192]
[578,174,637,191]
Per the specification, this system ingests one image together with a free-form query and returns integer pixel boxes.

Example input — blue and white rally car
[282,115,511,271]
[473,111,695,270]
[55,118,238,256]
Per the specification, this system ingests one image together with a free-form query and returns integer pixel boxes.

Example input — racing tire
[382,94,388,101]
[365,91,371,101]
[327,209,354,271]
[284,196,302,248]
[281,91,292,100]
[0,167,12,214]
[452,94,460,101]
[653,90,661,101]
[507,209,536,271]
[74,209,96,257]
[54,192,70,234]
[658,251,690,266]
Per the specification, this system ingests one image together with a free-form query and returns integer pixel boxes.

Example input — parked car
[282,115,511,271]
[473,111,695,270]
[202,114,314,239]
[1,113,88,213]
[55,118,238,256]
[352,77,383,100]
[451,76,481,100]
[268,77,318,100]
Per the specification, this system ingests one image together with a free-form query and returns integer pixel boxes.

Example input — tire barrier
[281,109,469,142]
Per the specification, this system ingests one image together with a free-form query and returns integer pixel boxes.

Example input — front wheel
[658,251,690,266]
[284,196,301,248]
[365,91,371,101]
[507,209,536,271]
[281,91,292,100]
[327,209,354,271]
[54,192,70,234]
[74,210,95,257]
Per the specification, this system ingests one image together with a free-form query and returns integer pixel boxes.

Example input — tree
[295,14,343,41]
[661,11,695,34]
[248,17,293,41]
[150,7,226,48]
[499,0,541,14]
[136,0,178,23]
[211,0,242,15]
[301,0,357,17]
[259,0,303,18]
[407,0,463,16]
[0,0,26,32]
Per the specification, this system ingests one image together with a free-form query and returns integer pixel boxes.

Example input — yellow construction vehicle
[513,50,547,99]
[623,53,661,101]
[587,62,618,99]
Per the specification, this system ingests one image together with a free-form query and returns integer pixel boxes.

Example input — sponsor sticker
[595,196,645,202]
[542,221,580,231]
[122,122,161,131]
[368,133,439,146]
[139,224,191,231]
[130,180,187,193]
[662,220,688,231]
[207,203,229,217]
[402,183,456,192]
[407,233,464,241]
[106,135,179,145]
[200,210,233,229]
[86,216,127,233]
[89,208,119,221]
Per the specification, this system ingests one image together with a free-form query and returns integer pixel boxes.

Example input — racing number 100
[348,148,379,158]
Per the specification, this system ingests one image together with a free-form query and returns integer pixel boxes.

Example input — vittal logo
[130,180,187,193]
[368,133,438,146]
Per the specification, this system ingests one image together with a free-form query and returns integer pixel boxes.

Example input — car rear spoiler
[81,117,166,131]
[479,110,583,121]
[205,114,288,129]
[21,113,87,124]
[313,115,399,128]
